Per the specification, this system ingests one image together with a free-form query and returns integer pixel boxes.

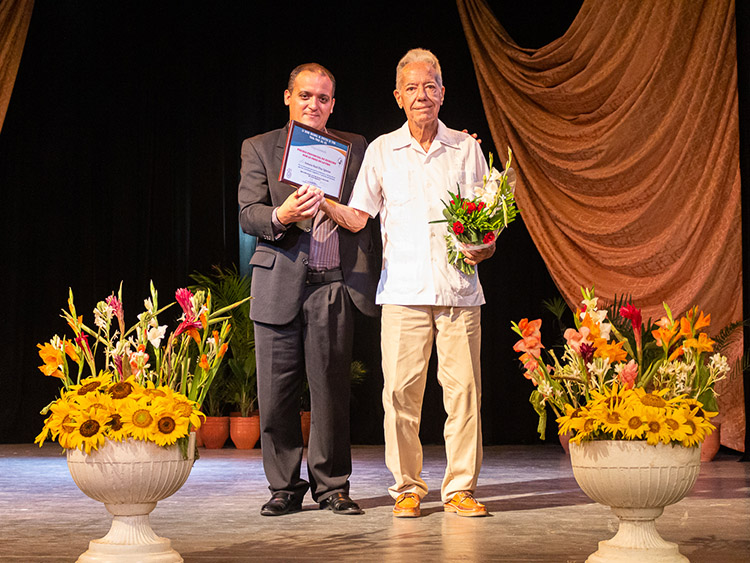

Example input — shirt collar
[393,120,458,152]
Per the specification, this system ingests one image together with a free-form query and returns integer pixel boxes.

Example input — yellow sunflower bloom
[155,394,204,430]
[621,407,647,440]
[643,410,671,445]
[68,409,110,453]
[119,397,158,441]
[151,406,191,446]
[557,404,588,435]
[70,372,114,398]
[663,407,690,443]
[630,387,679,412]
[44,398,80,441]
[108,376,139,402]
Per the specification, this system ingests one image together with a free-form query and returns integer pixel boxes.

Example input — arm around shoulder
[320,198,370,232]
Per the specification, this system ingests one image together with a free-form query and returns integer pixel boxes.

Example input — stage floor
[1,443,748,562]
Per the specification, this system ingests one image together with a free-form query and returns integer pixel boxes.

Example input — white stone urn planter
[67,433,196,563]
[569,440,701,563]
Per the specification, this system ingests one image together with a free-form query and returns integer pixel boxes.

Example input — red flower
[620,302,643,350]
[483,232,495,244]
[452,221,465,234]
[467,202,477,213]
[477,201,485,211]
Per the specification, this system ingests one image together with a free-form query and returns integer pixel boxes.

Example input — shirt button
[303,258,309,265]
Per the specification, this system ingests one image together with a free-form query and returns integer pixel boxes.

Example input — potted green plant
[198,366,231,449]
[190,265,258,449]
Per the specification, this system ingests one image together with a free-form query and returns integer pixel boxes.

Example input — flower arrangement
[433,148,518,275]
[35,283,249,453]
[511,287,729,446]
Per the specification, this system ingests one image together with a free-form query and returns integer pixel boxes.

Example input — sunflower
[74,390,115,417]
[67,408,110,453]
[557,404,588,435]
[621,406,647,440]
[663,407,690,443]
[150,405,191,446]
[108,375,140,401]
[643,409,671,445]
[119,397,158,441]
[630,387,680,412]
[595,403,628,438]
[680,406,716,447]
[69,371,113,397]
[154,393,204,430]
[42,398,81,443]
[104,412,129,442]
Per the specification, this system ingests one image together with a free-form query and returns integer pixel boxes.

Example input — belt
[305,268,344,285]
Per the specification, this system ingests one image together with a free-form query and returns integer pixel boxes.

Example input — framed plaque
[279,120,351,201]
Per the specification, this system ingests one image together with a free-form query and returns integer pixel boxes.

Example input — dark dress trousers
[238,124,380,502]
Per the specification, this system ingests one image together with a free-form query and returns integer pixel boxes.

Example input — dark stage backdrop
[3,1,739,448]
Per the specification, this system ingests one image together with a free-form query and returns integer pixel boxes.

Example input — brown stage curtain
[0,0,34,135]
[458,0,745,450]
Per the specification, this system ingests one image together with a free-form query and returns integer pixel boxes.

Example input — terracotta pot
[230,413,260,449]
[301,410,311,447]
[199,416,230,449]
[700,422,721,462]
[558,431,571,454]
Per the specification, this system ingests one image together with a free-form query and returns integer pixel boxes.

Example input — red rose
[477,201,485,211]
[483,231,496,244]
[467,202,477,213]
[452,221,465,234]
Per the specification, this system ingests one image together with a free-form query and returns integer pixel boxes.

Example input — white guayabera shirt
[350,120,489,307]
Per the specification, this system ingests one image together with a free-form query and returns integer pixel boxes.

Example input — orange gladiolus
[683,333,714,354]
[218,343,229,358]
[580,312,601,340]
[37,343,65,379]
[593,339,628,363]
[652,324,677,347]
[198,354,210,370]
[63,340,79,362]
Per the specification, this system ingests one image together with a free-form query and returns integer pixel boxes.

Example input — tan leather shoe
[444,491,488,517]
[393,492,421,518]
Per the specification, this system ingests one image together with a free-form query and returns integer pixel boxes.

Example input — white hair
[395,48,443,89]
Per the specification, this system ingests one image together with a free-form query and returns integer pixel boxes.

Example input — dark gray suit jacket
[238,125,381,325]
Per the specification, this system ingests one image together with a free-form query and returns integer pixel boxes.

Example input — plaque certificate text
[279,120,351,201]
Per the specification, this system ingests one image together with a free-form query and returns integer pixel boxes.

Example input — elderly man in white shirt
[321,48,495,518]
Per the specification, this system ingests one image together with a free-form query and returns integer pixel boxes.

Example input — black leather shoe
[319,492,364,515]
[260,492,303,516]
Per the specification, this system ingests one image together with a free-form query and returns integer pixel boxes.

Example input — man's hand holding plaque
[277,184,324,226]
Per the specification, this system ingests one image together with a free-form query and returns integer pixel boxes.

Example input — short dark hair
[287,63,336,97]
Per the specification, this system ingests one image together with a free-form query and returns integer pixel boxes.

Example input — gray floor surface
[1,443,748,562]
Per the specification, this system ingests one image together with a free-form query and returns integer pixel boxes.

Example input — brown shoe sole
[393,507,421,518]
[444,504,488,517]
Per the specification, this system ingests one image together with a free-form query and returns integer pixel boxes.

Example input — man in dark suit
[238,63,380,516]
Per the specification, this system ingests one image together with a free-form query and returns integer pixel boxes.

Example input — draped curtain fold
[0,0,34,135]
[458,0,744,450]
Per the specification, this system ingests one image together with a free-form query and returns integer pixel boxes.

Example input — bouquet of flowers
[35,283,249,453]
[434,148,518,275]
[511,287,731,446]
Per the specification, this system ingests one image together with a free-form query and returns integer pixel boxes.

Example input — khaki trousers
[381,304,483,503]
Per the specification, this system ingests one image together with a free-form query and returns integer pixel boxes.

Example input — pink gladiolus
[513,318,544,358]
[564,326,591,354]
[175,288,195,319]
[618,359,638,389]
